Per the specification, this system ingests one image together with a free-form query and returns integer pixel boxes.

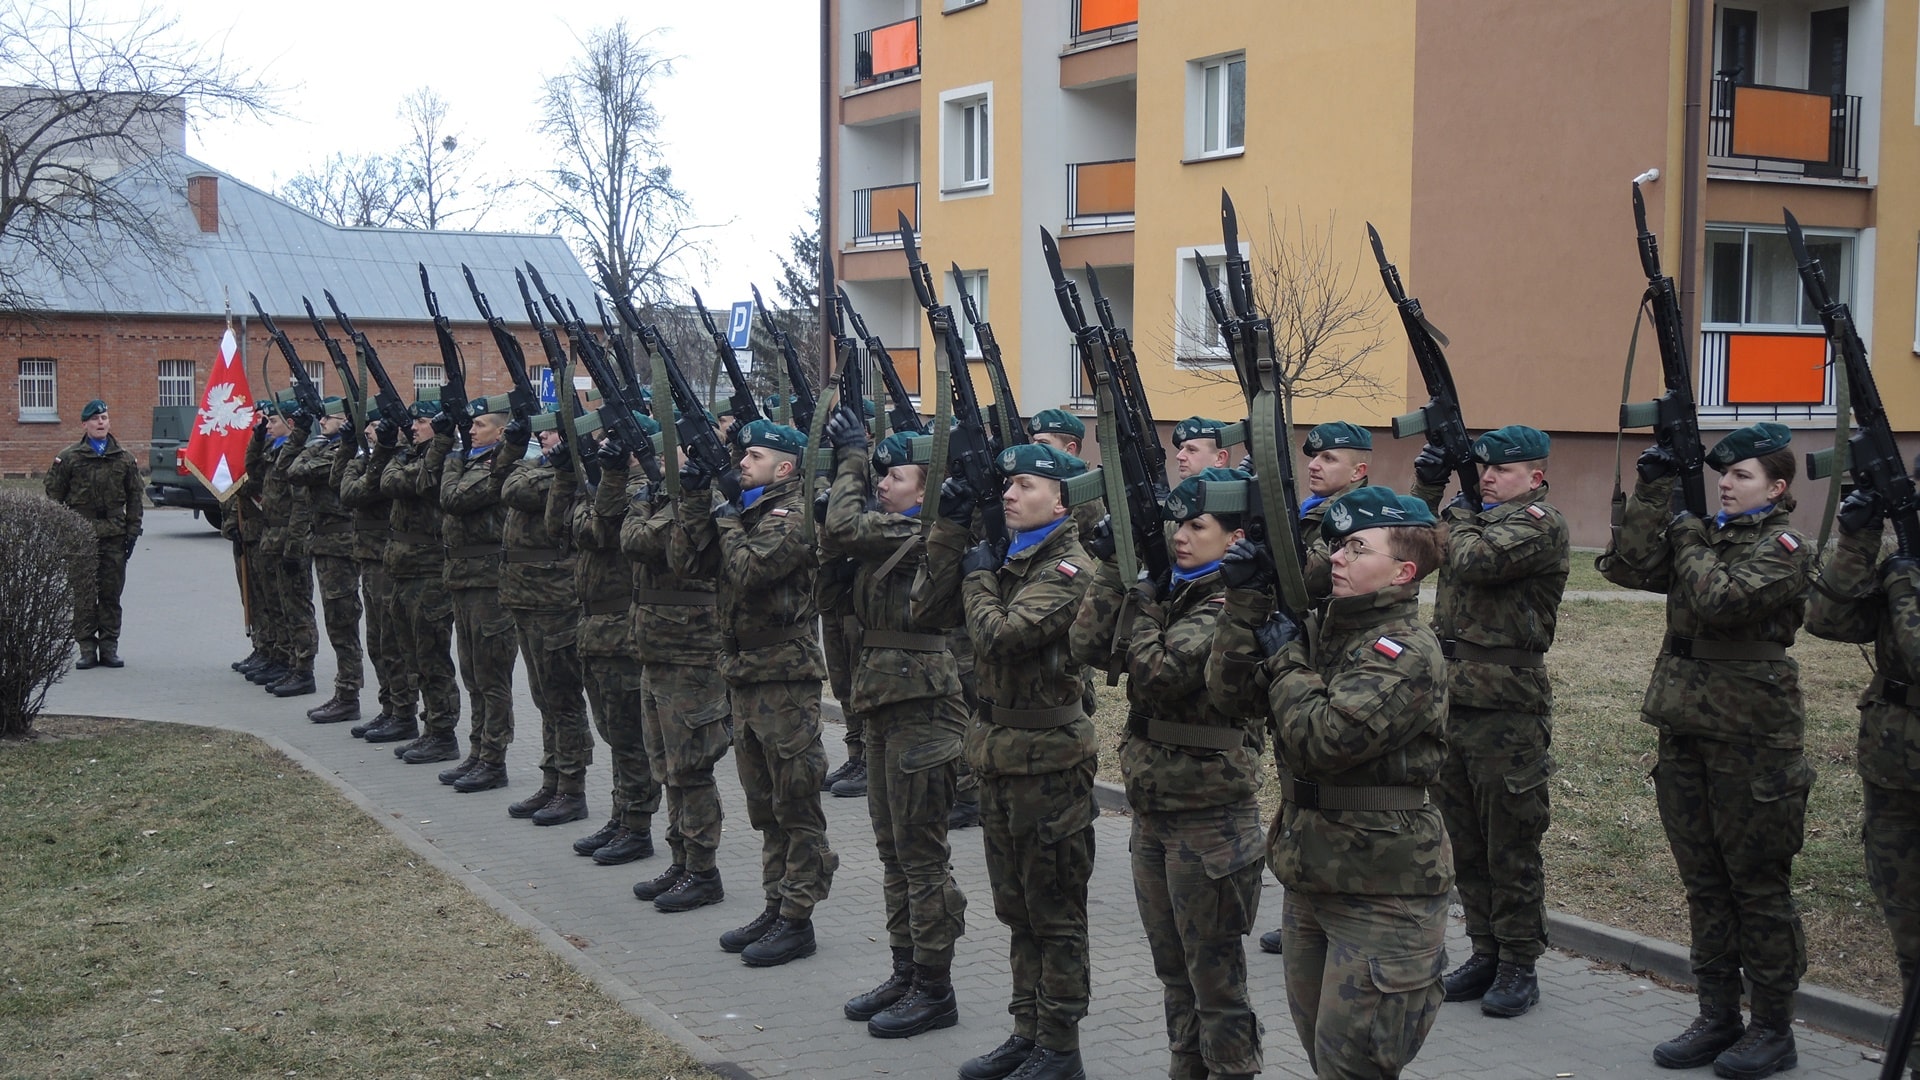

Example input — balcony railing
[1697,329,1835,420]
[1069,0,1137,45]
[854,17,920,88]
[1066,159,1135,228]
[850,182,918,247]
[1709,75,1861,179]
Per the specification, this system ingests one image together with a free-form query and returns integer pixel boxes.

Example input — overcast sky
[141,0,821,309]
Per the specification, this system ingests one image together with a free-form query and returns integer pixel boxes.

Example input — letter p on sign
[728,301,754,351]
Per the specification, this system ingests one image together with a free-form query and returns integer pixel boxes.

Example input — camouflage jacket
[374,440,445,580]
[1300,479,1368,602]
[551,464,639,658]
[678,474,825,685]
[435,437,506,591]
[336,450,390,563]
[258,436,300,555]
[286,436,354,559]
[1806,523,1920,791]
[820,447,960,710]
[45,433,142,541]
[494,453,578,611]
[1210,580,1453,897]
[1598,474,1812,747]
[1424,483,1569,715]
[236,435,269,544]
[919,515,1096,778]
[619,473,723,667]
[1070,558,1263,814]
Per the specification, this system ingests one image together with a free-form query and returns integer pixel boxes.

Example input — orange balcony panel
[1078,0,1137,33]
[871,20,918,79]
[1726,333,1826,405]
[1073,160,1134,216]
[1729,86,1832,164]
[888,348,921,397]
[870,184,917,233]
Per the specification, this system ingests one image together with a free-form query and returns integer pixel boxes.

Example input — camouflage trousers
[641,662,733,872]
[979,759,1098,1052]
[864,694,968,966]
[510,607,592,794]
[452,587,517,764]
[276,553,318,668]
[953,668,980,808]
[250,542,284,663]
[71,535,130,647]
[1865,781,1920,1064]
[730,678,837,919]
[387,575,458,733]
[313,555,363,694]
[1653,732,1814,1018]
[359,559,403,715]
[583,653,659,831]
[1132,802,1265,1080]
[823,611,865,754]
[1282,890,1448,1080]
[1433,706,1553,964]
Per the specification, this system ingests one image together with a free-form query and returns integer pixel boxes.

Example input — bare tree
[394,87,492,230]
[754,186,823,389]
[279,151,409,227]
[0,0,274,311]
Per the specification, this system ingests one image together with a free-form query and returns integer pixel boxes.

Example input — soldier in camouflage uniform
[1598,423,1814,1079]
[819,524,869,799]
[1208,486,1453,1080]
[1806,466,1920,1078]
[679,419,837,967]
[261,404,319,697]
[431,404,516,788]
[1299,420,1372,604]
[338,417,403,735]
[494,416,594,826]
[821,419,969,1038]
[552,417,659,866]
[223,432,267,675]
[917,441,1097,1080]
[361,403,459,749]
[1410,425,1568,1017]
[287,400,363,718]
[45,398,143,669]
[1071,466,1266,1080]
[1030,408,1105,541]
[1171,416,1243,480]
[238,407,287,685]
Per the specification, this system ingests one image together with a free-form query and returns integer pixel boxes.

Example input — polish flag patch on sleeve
[1525,504,1546,519]
[1373,636,1405,659]
[1777,532,1800,553]
[1056,561,1080,578]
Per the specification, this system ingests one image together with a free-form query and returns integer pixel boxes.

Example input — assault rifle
[523,268,661,483]
[594,297,649,411]
[1085,263,1166,485]
[248,293,326,422]
[901,210,1006,550]
[303,296,365,432]
[951,261,1028,449]
[1621,181,1708,517]
[613,297,734,483]
[750,283,817,432]
[516,267,571,393]
[1367,224,1479,497]
[460,265,540,419]
[838,286,926,435]
[692,288,764,434]
[323,291,412,432]
[418,264,470,432]
[1788,209,1919,557]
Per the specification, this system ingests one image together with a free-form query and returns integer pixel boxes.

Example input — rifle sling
[1816,352,1849,553]
[874,531,918,583]
[1610,307,1646,537]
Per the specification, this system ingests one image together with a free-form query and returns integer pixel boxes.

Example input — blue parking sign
[728,301,754,351]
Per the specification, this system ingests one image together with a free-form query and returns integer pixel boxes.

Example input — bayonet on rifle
[323,290,412,432]
[1620,181,1708,518]
[1366,223,1479,498]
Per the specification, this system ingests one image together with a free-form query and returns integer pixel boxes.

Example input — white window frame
[413,363,445,400]
[305,360,326,399]
[157,359,196,408]
[939,83,993,197]
[1173,246,1231,366]
[954,269,988,358]
[1187,53,1246,160]
[18,358,56,420]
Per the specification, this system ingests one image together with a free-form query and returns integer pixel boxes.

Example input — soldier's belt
[1663,635,1787,662]
[311,521,355,536]
[1282,775,1428,812]
[862,630,947,652]
[389,530,437,546]
[1441,639,1546,668]
[633,588,716,606]
[1127,710,1245,752]
[1870,674,1914,708]
[979,699,1083,730]
[503,548,564,564]
[447,544,499,559]
[583,596,629,617]
[727,624,814,651]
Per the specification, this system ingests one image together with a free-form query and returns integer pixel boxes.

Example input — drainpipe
[1679,0,1708,333]
[819,0,833,374]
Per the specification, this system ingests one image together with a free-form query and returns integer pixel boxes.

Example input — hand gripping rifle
[692,288,764,434]
[520,264,597,479]
[838,286,926,436]
[1367,223,1479,498]
[1788,210,1919,558]
[461,265,540,420]
[1085,263,1167,485]
[322,291,412,432]
[418,265,470,433]
[613,296,734,484]
[1620,181,1708,518]
[951,261,1028,449]
[248,293,326,423]
[303,296,365,436]
[750,283,817,433]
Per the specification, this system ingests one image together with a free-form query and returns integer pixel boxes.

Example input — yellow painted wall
[1872,0,1920,427]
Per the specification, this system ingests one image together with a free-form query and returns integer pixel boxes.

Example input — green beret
[872,431,921,473]
[321,396,349,417]
[409,399,444,420]
[81,398,108,420]
[1163,467,1252,523]
[1321,486,1437,541]
[1302,421,1372,454]
[1472,425,1551,464]
[1172,416,1227,446]
[469,395,512,417]
[997,442,1087,480]
[739,419,807,456]
[1030,408,1085,441]
[254,399,278,416]
[1706,422,1792,470]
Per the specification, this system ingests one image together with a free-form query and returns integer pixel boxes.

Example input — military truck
[147,404,225,529]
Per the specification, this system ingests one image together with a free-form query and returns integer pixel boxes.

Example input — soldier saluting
[46,398,142,669]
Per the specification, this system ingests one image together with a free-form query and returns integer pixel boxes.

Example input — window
[158,359,195,407]
[413,363,445,400]
[306,361,326,398]
[18,358,55,419]
[1705,226,1849,329]
[954,269,988,358]
[1173,248,1230,364]
[940,84,992,194]
[1699,224,1851,416]
[1188,54,1246,158]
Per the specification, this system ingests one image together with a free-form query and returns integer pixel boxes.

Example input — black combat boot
[1258,928,1283,954]
[363,713,418,744]
[507,786,557,819]
[1480,962,1539,1017]
[719,902,781,952]
[592,828,654,865]
[531,792,588,826]
[247,660,287,685]
[960,1035,1037,1080]
[1653,1003,1745,1069]
[1005,1046,1085,1080]
[574,819,622,855]
[74,642,98,670]
[270,668,317,697]
[453,761,508,793]
[232,648,262,672]
[439,754,481,785]
[97,640,124,668]
[830,758,869,798]
[1712,1013,1796,1079]
[350,712,390,739]
[400,730,460,764]
[633,863,686,902]
[308,693,360,724]
[948,796,981,830]
[654,867,723,912]
[741,915,815,967]
[844,947,914,1021]
[1441,952,1499,1002]
[868,961,959,1039]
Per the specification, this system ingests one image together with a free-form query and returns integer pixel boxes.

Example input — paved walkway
[46,508,1889,1079]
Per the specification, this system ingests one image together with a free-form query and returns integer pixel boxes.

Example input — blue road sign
[537,367,557,407]
[728,301,754,351]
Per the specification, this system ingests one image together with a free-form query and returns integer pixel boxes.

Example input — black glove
[824,404,869,452]
[939,475,975,528]
[813,487,831,525]
[713,499,742,523]
[1219,536,1274,591]
[961,540,1000,576]
[1445,491,1477,517]
[714,467,743,505]
[503,416,532,449]
[1131,568,1168,606]
[679,459,712,492]
[251,417,269,446]
[289,407,313,435]
[1413,443,1450,487]
[375,420,400,448]
[596,430,630,468]
[548,441,573,473]
[1254,610,1302,658]
[1237,454,1254,474]
[1083,514,1116,562]
[1636,444,1678,483]
[430,411,456,437]
[122,535,136,561]
[1837,488,1885,535]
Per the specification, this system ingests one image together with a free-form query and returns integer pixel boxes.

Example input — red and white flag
[182,327,256,498]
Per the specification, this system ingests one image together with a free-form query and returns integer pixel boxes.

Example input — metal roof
[5,152,599,324]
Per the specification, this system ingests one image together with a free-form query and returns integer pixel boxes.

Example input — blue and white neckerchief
[1171,559,1222,585]
[86,437,108,455]
[1715,503,1775,529]
[1299,494,1327,517]
[270,435,288,450]
[467,442,497,460]
[899,503,922,518]
[740,485,768,510]
[1005,517,1066,561]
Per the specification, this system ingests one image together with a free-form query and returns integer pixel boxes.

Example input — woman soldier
[1598,422,1815,1080]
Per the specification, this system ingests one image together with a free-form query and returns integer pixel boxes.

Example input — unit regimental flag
[182,327,256,499]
